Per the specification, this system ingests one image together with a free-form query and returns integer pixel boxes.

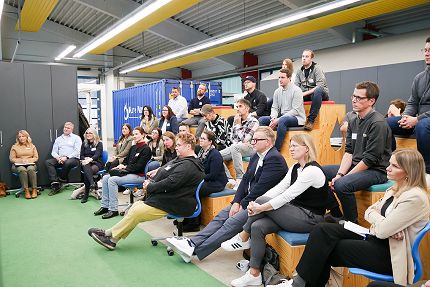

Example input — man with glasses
[324,81,391,224]
[166,126,288,263]
[387,37,430,183]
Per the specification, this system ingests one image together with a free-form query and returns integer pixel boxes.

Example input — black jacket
[80,141,103,169]
[244,89,268,116]
[123,142,151,175]
[145,156,205,216]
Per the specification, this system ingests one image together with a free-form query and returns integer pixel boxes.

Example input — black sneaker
[90,233,116,250]
[58,178,68,183]
[88,227,106,237]
[324,213,345,224]
[94,207,109,216]
[48,182,61,196]
[102,211,119,219]
[303,121,314,131]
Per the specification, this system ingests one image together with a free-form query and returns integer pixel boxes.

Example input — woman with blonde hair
[79,127,103,203]
[269,149,430,287]
[105,123,133,171]
[9,130,39,199]
[161,131,177,165]
[223,133,329,287]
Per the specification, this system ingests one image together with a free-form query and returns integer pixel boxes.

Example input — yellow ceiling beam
[138,0,429,73]
[89,0,201,55]
[16,0,58,32]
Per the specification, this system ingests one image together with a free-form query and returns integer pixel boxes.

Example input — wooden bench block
[395,137,417,149]
[213,106,236,119]
[201,193,235,226]
[225,159,250,180]
[266,232,308,278]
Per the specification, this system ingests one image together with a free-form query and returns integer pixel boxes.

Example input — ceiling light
[55,45,76,61]
[0,1,4,21]
[73,0,172,58]
[120,0,360,74]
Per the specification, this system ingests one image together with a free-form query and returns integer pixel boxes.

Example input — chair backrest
[412,221,430,282]
[101,150,109,165]
[190,180,204,217]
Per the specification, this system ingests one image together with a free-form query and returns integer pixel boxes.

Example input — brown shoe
[303,121,314,131]
[31,188,38,199]
[0,189,6,197]
[24,188,31,199]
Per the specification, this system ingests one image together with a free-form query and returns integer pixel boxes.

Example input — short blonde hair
[391,149,428,195]
[16,130,32,146]
[255,127,275,145]
[290,133,317,163]
[84,127,100,146]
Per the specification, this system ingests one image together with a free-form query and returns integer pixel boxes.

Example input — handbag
[108,169,129,177]
[262,262,288,286]
[262,244,280,271]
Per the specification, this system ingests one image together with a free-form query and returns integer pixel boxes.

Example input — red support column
[240,51,259,90]
[181,68,192,79]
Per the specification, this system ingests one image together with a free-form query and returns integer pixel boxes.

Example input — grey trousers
[243,196,324,269]
[182,116,206,138]
[220,143,255,179]
[11,164,37,189]
[191,205,248,260]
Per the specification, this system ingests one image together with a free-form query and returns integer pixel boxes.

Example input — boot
[81,190,89,203]
[31,188,38,199]
[24,188,31,199]
[0,189,6,197]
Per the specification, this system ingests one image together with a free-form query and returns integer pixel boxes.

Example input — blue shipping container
[112,79,222,142]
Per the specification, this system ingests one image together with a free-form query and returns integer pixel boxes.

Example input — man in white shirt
[168,87,188,122]
[45,122,82,195]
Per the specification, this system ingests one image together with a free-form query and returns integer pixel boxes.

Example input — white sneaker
[231,269,262,287]
[221,233,250,251]
[233,179,242,191]
[267,279,293,287]
[134,189,143,197]
[166,237,195,263]
[123,189,131,195]
[226,179,236,189]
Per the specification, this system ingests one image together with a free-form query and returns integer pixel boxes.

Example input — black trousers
[45,158,80,182]
[81,163,100,193]
[105,158,119,172]
[296,223,392,287]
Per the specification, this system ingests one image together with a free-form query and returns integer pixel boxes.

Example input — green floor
[0,188,225,287]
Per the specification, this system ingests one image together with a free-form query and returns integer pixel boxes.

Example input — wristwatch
[336,172,345,177]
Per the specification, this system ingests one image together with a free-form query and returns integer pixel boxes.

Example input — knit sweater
[10,143,39,164]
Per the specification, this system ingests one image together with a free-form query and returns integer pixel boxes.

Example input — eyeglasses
[162,109,169,112]
[251,138,268,144]
[350,95,369,102]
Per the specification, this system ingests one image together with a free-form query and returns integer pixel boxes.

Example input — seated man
[182,83,211,138]
[167,126,288,263]
[387,36,430,180]
[295,49,329,130]
[259,68,305,151]
[324,81,391,223]
[221,98,259,189]
[88,132,205,250]
[45,122,82,195]
[200,104,232,151]
[178,123,191,134]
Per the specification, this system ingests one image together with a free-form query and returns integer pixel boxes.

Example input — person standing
[295,49,329,130]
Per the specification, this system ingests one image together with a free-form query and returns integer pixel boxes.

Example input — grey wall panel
[325,72,341,102]
[24,64,53,186]
[260,78,278,99]
[0,62,26,187]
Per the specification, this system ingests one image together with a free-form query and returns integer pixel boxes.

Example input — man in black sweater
[243,76,268,118]
[87,132,205,251]
[182,83,211,138]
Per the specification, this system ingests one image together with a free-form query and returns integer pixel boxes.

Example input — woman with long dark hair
[140,105,158,134]
[105,123,133,171]
[159,105,179,134]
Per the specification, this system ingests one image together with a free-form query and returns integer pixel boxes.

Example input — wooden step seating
[349,181,430,286]
[279,101,346,167]
[213,105,236,119]
[201,188,236,225]
[266,231,309,278]
[395,135,417,149]
[225,156,251,180]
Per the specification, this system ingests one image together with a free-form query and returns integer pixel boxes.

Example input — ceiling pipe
[11,0,22,63]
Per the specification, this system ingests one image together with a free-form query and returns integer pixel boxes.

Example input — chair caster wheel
[167,248,174,256]
[6,191,10,195]
[151,240,158,246]
[120,211,125,216]
[15,194,20,198]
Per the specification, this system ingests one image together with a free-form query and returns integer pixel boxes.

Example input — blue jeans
[101,174,145,211]
[259,115,299,151]
[323,165,387,223]
[387,116,430,173]
[303,86,329,123]
[146,160,161,172]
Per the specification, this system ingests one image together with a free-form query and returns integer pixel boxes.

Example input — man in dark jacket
[88,132,205,250]
[243,76,268,118]
[166,126,288,263]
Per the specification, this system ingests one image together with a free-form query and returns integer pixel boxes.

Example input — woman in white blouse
[222,133,330,287]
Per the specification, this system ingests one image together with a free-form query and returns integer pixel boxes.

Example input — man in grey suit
[167,126,288,262]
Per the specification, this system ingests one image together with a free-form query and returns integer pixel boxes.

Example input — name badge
[26,147,31,150]
[167,123,170,126]
[363,133,367,138]
[91,148,96,151]
[199,102,202,105]
[309,79,314,83]
[135,153,139,157]
[351,133,357,140]
[165,165,172,171]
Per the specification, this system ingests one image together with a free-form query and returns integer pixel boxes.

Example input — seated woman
[161,131,177,166]
[159,105,179,134]
[147,128,164,171]
[222,133,329,287]
[140,105,159,134]
[269,149,430,287]
[9,130,39,199]
[105,123,133,172]
[181,130,229,232]
[79,127,103,204]
[88,132,205,250]
[94,127,151,219]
